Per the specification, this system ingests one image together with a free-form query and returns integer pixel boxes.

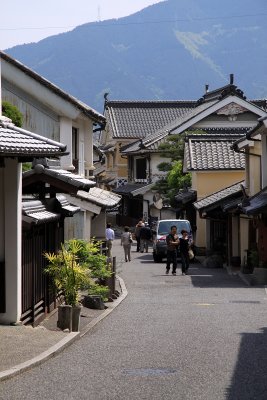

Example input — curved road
[1,240,267,400]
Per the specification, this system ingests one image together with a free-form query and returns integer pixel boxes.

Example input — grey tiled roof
[22,196,80,224]
[1,51,105,125]
[113,183,153,197]
[56,194,80,215]
[0,119,66,157]
[105,100,197,139]
[77,187,121,208]
[184,134,245,171]
[161,100,218,134]
[175,189,197,205]
[187,127,251,136]
[242,187,267,215]
[45,169,95,190]
[23,165,95,191]
[194,181,245,211]
[122,127,251,155]
[22,200,60,224]
[121,130,169,154]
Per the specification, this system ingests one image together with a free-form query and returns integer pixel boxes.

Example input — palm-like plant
[44,241,92,306]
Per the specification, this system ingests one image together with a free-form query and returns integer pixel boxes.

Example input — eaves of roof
[246,116,267,140]
[241,186,267,215]
[76,187,121,209]
[0,118,67,158]
[23,166,95,193]
[113,183,153,197]
[1,51,105,125]
[167,96,267,137]
[194,181,245,211]
[22,196,80,225]
[22,200,60,225]
[175,190,197,205]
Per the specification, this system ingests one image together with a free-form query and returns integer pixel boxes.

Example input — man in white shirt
[106,223,115,258]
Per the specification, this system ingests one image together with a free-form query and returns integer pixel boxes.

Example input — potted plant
[44,240,92,331]
[72,239,112,309]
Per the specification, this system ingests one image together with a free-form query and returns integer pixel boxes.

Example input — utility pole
[97,5,101,22]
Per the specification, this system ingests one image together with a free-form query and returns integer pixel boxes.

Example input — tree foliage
[2,101,23,127]
[2,102,31,171]
[167,160,191,189]
[154,132,192,205]
[158,133,186,161]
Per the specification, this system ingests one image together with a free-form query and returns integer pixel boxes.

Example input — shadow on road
[136,252,248,289]
[189,266,247,288]
[225,327,267,399]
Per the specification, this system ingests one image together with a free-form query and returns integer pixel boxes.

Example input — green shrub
[44,239,112,305]
[2,101,23,127]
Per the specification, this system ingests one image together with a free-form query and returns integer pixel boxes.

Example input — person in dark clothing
[135,220,144,252]
[140,223,152,253]
[165,225,180,275]
[179,229,190,275]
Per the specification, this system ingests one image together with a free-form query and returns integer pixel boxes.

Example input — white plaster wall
[84,119,94,178]
[161,208,176,220]
[64,211,86,240]
[84,212,93,240]
[2,83,60,141]
[60,116,74,170]
[78,133,85,176]
[150,206,161,219]
[0,159,22,324]
[91,212,106,239]
[2,61,80,119]
[248,142,261,195]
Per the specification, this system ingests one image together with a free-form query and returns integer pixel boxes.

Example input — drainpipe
[148,154,151,183]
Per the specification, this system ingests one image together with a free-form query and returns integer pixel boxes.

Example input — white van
[152,219,192,262]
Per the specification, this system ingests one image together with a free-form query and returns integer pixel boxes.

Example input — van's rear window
[158,221,190,235]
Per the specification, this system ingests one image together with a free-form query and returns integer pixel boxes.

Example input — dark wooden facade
[21,219,64,326]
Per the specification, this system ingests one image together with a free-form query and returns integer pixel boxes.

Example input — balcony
[134,178,148,184]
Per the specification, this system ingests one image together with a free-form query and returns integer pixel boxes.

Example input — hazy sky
[0,0,164,50]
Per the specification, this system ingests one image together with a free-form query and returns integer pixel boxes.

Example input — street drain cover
[123,368,177,377]
[230,300,261,304]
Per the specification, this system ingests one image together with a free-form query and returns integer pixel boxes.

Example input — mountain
[5,0,267,112]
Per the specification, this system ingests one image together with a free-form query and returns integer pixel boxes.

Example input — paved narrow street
[1,240,267,400]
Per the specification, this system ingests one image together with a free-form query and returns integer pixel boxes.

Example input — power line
[0,12,266,32]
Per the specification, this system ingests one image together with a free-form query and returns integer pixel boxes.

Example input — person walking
[179,229,190,275]
[135,219,144,252]
[139,222,152,253]
[166,225,179,275]
[106,223,115,258]
[121,226,132,262]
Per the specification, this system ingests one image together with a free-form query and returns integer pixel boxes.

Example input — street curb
[0,275,128,382]
[237,271,253,286]
[226,265,253,286]
[80,275,128,338]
